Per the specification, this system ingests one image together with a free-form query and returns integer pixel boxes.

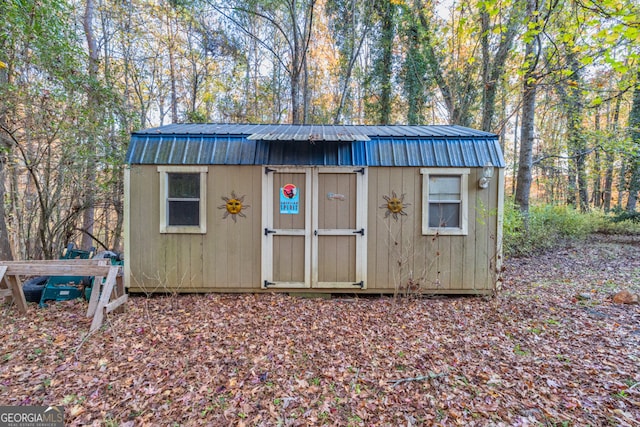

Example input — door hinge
[352,228,365,236]
[265,167,276,174]
[264,280,275,288]
[353,167,365,175]
[264,228,277,236]
[352,281,364,289]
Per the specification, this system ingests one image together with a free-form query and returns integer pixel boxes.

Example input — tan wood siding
[127,165,499,293]
[366,167,497,292]
[463,169,479,290]
[204,166,262,289]
[128,165,262,292]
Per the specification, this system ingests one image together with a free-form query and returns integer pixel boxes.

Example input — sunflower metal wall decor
[218,191,249,222]
[380,191,410,220]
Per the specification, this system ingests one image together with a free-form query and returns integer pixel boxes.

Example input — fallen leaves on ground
[1,234,639,426]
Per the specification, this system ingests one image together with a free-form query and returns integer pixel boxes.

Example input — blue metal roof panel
[376,139,394,166]
[404,139,421,167]
[126,125,505,168]
[446,139,464,167]
[391,140,408,166]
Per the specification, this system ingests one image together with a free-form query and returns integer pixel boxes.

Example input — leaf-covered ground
[2,234,639,426]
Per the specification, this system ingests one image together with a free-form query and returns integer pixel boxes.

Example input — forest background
[0,0,639,261]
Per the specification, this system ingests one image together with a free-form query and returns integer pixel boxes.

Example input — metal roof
[127,124,505,167]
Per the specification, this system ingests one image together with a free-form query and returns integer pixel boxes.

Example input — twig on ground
[388,371,446,387]
[74,328,100,361]
[351,368,361,391]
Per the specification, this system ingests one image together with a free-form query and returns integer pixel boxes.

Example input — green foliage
[590,209,640,235]
[505,200,640,256]
[609,207,640,224]
[504,200,598,257]
[185,109,208,123]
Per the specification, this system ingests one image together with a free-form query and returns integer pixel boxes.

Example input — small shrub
[588,208,640,235]
[610,207,640,223]
[596,219,640,234]
[503,200,598,257]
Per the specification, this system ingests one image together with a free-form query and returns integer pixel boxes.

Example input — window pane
[168,201,200,225]
[168,173,199,198]
[428,203,460,228]
[429,176,460,200]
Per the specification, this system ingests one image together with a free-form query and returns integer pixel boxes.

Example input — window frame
[158,166,208,234]
[420,168,470,236]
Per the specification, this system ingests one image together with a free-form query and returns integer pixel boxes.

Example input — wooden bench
[0,259,127,332]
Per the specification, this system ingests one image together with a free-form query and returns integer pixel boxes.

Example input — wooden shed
[124,124,505,295]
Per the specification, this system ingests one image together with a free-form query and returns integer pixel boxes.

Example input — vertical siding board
[374,168,392,290]
[253,167,262,288]
[201,168,215,289]
[412,168,429,292]
[247,167,262,289]
[401,168,416,290]
[387,167,404,292]
[438,236,452,290]
[211,167,229,286]
[190,235,204,289]
[449,236,464,289]
[366,168,378,289]
[177,234,195,289]
[202,168,215,288]
[128,167,142,290]
[224,173,242,287]
[427,235,440,290]
[464,169,479,290]
[162,234,178,290]
[474,168,490,290]
[127,167,139,289]
[487,168,500,291]
[131,166,164,292]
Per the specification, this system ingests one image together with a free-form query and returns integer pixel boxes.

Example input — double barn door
[262,167,367,289]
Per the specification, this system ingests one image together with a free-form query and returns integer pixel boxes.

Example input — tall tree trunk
[512,106,519,196]
[561,48,589,212]
[378,0,394,124]
[287,0,316,124]
[417,8,476,127]
[332,0,370,125]
[167,10,179,123]
[626,69,640,211]
[604,94,622,211]
[603,149,615,211]
[402,3,428,126]
[514,0,539,216]
[82,0,98,250]
[515,62,536,214]
[592,106,602,208]
[0,146,12,260]
[0,63,13,260]
[480,0,522,132]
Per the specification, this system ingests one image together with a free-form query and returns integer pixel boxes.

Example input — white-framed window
[158,166,208,234]
[420,168,469,236]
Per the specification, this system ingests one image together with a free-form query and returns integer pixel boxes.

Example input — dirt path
[1,234,639,426]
